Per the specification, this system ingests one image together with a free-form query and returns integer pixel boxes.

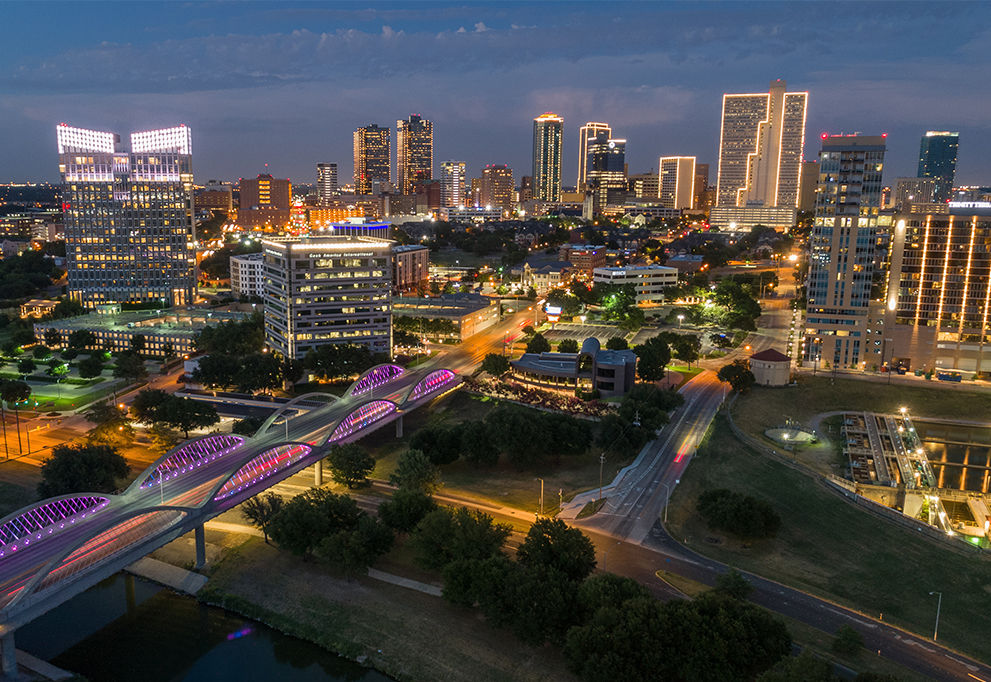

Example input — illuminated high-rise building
[693,163,710,211]
[917,131,959,204]
[586,132,626,212]
[480,164,514,212]
[532,112,563,202]
[577,121,611,189]
[317,163,338,203]
[353,124,391,194]
[804,134,886,369]
[57,123,195,308]
[658,156,696,210]
[397,114,434,195]
[240,173,292,228]
[440,161,467,208]
[716,79,808,208]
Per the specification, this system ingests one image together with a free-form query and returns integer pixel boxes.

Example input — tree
[162,341,176,363]
[633,336,670,382]
[83,401,134,449]
[717,359,756,393]
[605,336,629,350]
[697,488,781,539]
[576,573,649,617]
[388,448,440,492]
[317,514,394,578]
[326,443,375,488]
[130,334,146,353]
[1,380,31,455]
[281,356,305,386]
[409,424,462,465]
[38,443,129,497]
[113,350,147,383]
[147,422,182,455]
[672,334,701,367]
[130,388,169,423]
[516,518,596,582]
[564,597,670,681]
[32,344,52,360]
[480,353,510,376]
[231,415,264,436]
[268,488,363,558]
[377,488,437,533]
[46,358,69,385]
[833,624,864,657]
[459,420,499,466]
[43,328,62,348]
[236,352,283,393]
[242,492,285,543]
[68,329,95,350]
[758,652,836,682]
[156,397,220,437]
[191,353,243,389]
[17,357,36,377]
[557,338,579,353]
[526,333,551,354]
[78,353,105,379]
[713,569,752,600]
[522,325,536,336]
[410,506,510,570]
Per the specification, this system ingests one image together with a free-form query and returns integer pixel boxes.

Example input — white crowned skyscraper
[57,124,195,308]
[577,121,611,189]
[532,112,563,202]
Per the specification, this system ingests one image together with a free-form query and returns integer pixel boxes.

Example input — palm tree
[0,379,8,460]
[1,381,31,456]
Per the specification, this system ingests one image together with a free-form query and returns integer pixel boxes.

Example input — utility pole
[929,591,942,641]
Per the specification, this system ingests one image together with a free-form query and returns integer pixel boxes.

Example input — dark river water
[17,574,390,682]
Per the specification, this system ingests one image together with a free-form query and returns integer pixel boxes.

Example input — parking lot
[543,323,627,344]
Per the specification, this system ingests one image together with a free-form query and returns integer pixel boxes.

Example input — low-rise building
[514,261,572,293]
[510,337,636,397]
[559,244,607,277]
[20,299,59,319]
[392,244,430,293]
[230,252,265,299]
[392,293,499,342]
[749,348,791,386]
[592,265,678,304]
[708,205,797,233]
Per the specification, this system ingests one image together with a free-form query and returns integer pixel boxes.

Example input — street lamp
[813,337,821,376]
[535,477,544,517]
[661,479,680,523]
[677,314,684,329]
[929,591,942,641]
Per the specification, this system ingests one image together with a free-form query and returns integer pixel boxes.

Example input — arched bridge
[0,364,459,671]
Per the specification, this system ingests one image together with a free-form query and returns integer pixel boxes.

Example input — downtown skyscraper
[716,79,808,208]
[396,114,433,195]
[532,112,563,202]
[353,124,391,194]
[316,162,338,203]
[577,121,611,189]
[586,131,626,213]
[658,156,697,210]
[57,124,195,308]
[440,161,467,208]
[917,131,959,204]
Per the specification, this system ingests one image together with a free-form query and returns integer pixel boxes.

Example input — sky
[3,1,991,188]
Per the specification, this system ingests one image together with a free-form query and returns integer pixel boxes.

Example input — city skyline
[2,2,990,186]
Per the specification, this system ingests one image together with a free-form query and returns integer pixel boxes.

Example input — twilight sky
[3,1,990,187]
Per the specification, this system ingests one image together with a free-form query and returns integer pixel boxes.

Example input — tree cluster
[0,249,61,298]
[717,359,757,392]
[697,488,782,539]
[193,352,286,393]
[596,384,684,456]
[393,316,458,336]
[195,312,265,356]
[303,343,385,382]
[129,388,220,437]
[38,443,129,498]
[480,353,510,376]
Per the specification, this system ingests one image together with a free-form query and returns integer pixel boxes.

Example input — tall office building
[716,79,808,208]
[658,156,696,210]
[262,235,393,358]
[353,125,391,194]
[480,164,514,212]
[239,173,292,228]
[804,134,886,369]
[317,163,338,203]
[917,131,959,204]
[797,160,819,211]
[577,122,612,189]
[585,132,626,211]
[397,114,434,195]
[893,177,937,211]
[533,112,563,202]
[693,163,709,211]
[57,123,195,308]
[440,161,467,208]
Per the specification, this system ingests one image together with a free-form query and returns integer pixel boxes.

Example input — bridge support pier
[194,524,206,569]
[313,460,323,487]
[1,631,16,679]
[396,415,403,438]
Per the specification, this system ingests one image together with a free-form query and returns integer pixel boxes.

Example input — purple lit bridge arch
[0,363,459,664]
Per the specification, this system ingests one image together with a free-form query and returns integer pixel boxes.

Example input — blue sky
[3,1,990,187]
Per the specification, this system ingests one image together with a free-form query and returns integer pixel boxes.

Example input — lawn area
[0,480,34,517]
[732,375,991,475]
[363,390,633,514]
[666,414,991,664]
[201,537,576,682]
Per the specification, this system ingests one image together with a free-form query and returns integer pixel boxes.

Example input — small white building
[749,348,791,386]
[230,253,265,298]
[592,265,679,304]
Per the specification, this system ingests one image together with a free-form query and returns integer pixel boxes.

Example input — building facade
[392,293,498,341]
[716,79,808,208]
[195,181,233,212]
[440,161,467,208]
[708,205,797,232]
[560,244,607,277]
[893,177,937,211]
[317,163,338,203]
[239,174,292,228]
[262,236,393,358]
[797,160,819,212]
[353,125,391,194]
[397,114,433,195]
[392,244,430,293]
[533,112,563,202]
[230,252,265,298]
[693,163,710,212]
[510,337,636,398]
[803,134,886,369]
[917,131,959,204]
[586,132,626,213]
[592,265,679,304]
[658,156,696,210]
[57,123,196,308]
[480,164,514,212]
[577,122,611,189]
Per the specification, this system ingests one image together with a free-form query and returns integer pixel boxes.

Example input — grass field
[201,538,576,682]
[0,480,34,517]
[666,415,991,665]
[364,390,633,514]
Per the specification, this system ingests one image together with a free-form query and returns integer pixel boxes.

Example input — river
[16,574,390,682]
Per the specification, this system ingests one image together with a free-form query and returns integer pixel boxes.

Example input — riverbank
[198,537,576,682]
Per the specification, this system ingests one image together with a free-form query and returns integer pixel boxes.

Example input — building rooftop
[393,244,430,253]
[33,308,250,339]
[393,293,495,315]
[750,348,791,362]
[594,265,677,274]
